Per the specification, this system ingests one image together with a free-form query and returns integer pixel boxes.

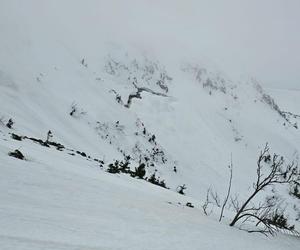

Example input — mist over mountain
[0,1,299,249]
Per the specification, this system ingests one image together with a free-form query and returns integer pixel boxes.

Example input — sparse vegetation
[6,118,14,129]
[104,55,172,94]
[46,130,53,143]
[186,202,194,208]
[132,163,146,179]
[11,133,22,141]
[8,149,25,160]
[69,102,87,117]
[177,184,187,195]
[105,159,168,189]
[290,183,300,199]
[229,144,299,235]
[147,172,168,189]
[107,161,122,174]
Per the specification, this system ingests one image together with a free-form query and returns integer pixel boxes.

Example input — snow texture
[0,1,299,249]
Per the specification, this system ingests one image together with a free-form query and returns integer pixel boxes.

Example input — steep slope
[0,1,299,249]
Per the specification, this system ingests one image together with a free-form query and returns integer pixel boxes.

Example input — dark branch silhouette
[229,143,299,235]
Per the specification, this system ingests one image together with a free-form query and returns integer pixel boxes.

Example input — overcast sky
[91,0,300,89]
[2,0,299,89]
[137,0,300,89]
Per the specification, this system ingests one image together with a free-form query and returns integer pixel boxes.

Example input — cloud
[0,0,299,88]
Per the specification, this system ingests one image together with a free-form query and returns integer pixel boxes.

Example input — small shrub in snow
[107,161,121,174]
[8,149,25,160]
[46,130,53,143]
[11,133,22,141]
[132,163,146,179]
[70,103,77,116]
[107,160,131,174]
[94,158,105,164]
[148,172,168,189]
[76,151,87,157]
[177,184,187,195]
[290,183,300,199]
[108,90,124,105]
[148,134,156,144]
[115,94,123,104]
[119,161,130,174]
[47,141,65,151]
[69,103,87,117]
[264,210,295,231]
[81,58,88,67]
[6,118,14,129]
[28,137,49,147]
[186,202,194,208]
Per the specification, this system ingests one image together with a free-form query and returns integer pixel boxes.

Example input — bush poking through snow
[47,141,65,151]
[148,172,168,189]
[186,202,194,208]
[27,137,49,147]
[8,149,25,160]
[106,159,169,189]
[11,133,22,141]
[69,103,87,117]
[290,183,300,199]
[264,210,295,231]
[107,161,121,174]
[76,151,87,157]
[119,161,130,174]
[46,130,53,143]
[107,160,131,174]
[177,184,187,195]
[81,58,88,67]
[132,163,146,179]
[6,118,14,129]
[70,103,77,116]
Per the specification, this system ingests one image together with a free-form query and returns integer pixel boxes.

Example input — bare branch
[219,154,233,222]
[202,187,213,216]
[229,144,299,235]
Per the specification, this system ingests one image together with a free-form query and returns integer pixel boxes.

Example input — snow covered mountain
[0,1,299,249]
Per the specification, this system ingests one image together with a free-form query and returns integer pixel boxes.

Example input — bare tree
[219,154,233,222]
[202,187,222,216]
[230,194,240,212]
[202,187,213,216]
[229,143,299,235]
[210,189,221,208]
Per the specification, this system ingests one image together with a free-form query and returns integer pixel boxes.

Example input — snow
[0,145,299,250]
[0,1,299,249]
[267,87,300,114]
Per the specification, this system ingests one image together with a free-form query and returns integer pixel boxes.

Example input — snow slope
[268,87,300,114]
[0,136,299,250]
[0,1,299,249]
